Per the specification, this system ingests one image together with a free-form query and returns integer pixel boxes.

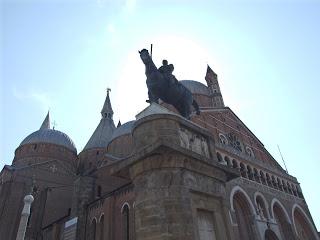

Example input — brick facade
[0,77,319,240]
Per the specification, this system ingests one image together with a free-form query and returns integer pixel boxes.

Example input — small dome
[180,80,210,95]
[109,120,135,143]
[20,129,77,153]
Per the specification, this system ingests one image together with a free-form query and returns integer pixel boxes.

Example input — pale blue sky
[1,0,319,229]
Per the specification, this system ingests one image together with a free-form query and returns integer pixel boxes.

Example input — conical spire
[83,89,116,151]
[101,89,113,119]
[39,111,50,130]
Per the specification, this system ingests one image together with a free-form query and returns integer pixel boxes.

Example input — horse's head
[139,49,150,62]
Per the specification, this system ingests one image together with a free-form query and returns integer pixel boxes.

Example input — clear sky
[1,0,319,230]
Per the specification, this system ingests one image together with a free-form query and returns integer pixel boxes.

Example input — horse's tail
[192,99,200,115]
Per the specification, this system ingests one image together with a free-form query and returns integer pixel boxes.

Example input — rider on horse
[139,48,200,119]
[158,60,178,86]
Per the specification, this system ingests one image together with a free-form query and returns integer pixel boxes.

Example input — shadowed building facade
[0,70,319,240]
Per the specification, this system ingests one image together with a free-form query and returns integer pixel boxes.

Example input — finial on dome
[40,111,50,130]
[101,88,114,119]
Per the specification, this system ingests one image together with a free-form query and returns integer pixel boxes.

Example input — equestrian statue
[139,49,200,119]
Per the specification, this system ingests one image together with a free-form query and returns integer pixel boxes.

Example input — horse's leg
[176,102,191,120]
[185,104,191,119]
[147,90,159,104]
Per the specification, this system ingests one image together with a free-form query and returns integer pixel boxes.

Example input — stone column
[16,194,34,240]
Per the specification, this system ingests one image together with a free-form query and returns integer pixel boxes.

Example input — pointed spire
[101,88,114,119]
[84,90,116,151]
[40,111,50,130]
[117,120,122,128]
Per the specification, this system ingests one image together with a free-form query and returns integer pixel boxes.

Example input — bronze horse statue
[139,49,200,119]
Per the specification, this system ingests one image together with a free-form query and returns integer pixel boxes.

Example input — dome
[20,129,77,152]
[180,80,210,95]
[109,120,135,143]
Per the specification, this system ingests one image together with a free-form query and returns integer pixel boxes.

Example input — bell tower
[205,65,225,108]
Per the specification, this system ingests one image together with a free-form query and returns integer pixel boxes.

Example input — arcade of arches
[231,187,318,240]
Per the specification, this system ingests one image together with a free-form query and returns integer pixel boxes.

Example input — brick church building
[0,66,319,240]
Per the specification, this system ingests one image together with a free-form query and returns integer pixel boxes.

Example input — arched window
[240,163,247,178]
[271,176,277,189]
[100,215,104,240]
[224,156,231,167]
[282,180,288,192]
[256,196,268,220]
[273,202,294,239]
[122,204,130,240]
[253,168,260,182]
[233,192,255,240]
[218,133,228,145]
[245,146,254,157]
[293,206,318,240]
[232,159,238,169]
[277,178,283,191]
[260,171,266,185]
[247,165,253,180]
[266,173,271,186]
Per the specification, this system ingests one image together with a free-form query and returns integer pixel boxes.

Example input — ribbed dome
[19,112,77,152]
[180,80,210,95]
[20,129,77,152]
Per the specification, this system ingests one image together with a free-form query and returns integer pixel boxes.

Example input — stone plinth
[110,114,239,240]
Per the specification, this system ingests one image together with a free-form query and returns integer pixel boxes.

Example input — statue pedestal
[109,114,239,240]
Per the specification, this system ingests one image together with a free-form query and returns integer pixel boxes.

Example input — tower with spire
[101,88,114,120]
[205,65,225,108]
[83,89,115,151]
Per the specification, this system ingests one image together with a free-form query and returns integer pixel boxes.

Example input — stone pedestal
[110,114,239,240]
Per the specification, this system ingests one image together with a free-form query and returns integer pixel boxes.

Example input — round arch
[231,186,256,240]
[121,202,130,213]
[230,186,256,214]
[254,192,270,219]
[292,204,319,240]
[270,198,291,224]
